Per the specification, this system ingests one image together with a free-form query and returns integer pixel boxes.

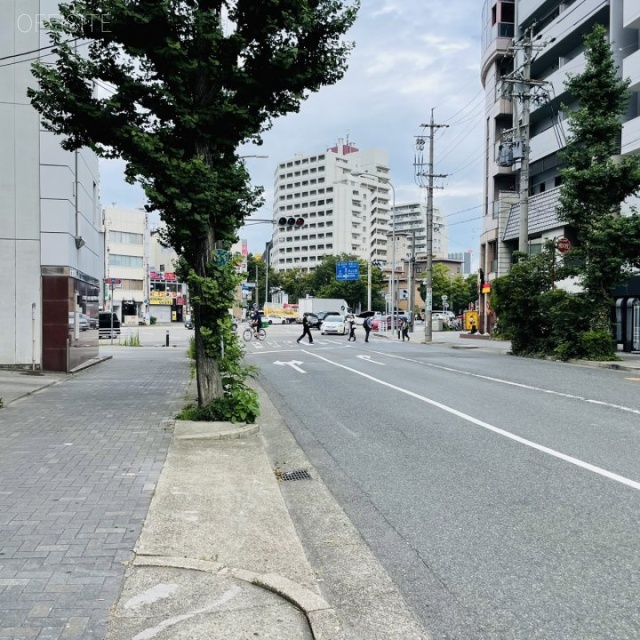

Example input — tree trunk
[193,224,223,407]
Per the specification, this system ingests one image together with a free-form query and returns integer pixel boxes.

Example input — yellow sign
[150,297,172,305]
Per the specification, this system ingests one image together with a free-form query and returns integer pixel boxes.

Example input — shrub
[150,316,157,325]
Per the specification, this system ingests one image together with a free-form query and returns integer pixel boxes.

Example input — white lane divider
[306,351,640,492]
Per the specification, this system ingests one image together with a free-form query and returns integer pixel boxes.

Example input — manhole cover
[280,469,312,482]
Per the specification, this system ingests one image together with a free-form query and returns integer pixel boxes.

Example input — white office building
[0,4,103,371]
[270,140,393,271]
[391,201,449,260]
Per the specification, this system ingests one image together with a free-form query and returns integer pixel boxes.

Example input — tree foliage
[494,25,640,361]
[418,264,477,314]
[28,0,359,410]
[559,24,640,329]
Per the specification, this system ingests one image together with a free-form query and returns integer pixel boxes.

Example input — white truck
[297,298,350,320]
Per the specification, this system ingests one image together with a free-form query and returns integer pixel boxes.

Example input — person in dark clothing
[363,316,372,342]
[401,317,410,341]
[297,314,314,344]
[347,315,356,341]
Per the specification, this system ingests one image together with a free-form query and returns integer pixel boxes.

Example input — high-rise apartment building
[448,250,473,275]
[481,0,640,279]
[1,5,103,371]
[391,202,448,260]
[270,140,392,271]
[479,0,640,339]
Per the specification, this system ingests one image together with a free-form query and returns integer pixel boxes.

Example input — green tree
[418,264,474,314]
[278,268,313,304]
[305,254,385,311]
[559,24,640,340]
[29,0,358,409]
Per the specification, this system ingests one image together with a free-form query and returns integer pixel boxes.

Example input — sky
[100,0,485,266]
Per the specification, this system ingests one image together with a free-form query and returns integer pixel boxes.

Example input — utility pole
[499,27,549,254]
[415,110,448,344]
[408,229,416,332]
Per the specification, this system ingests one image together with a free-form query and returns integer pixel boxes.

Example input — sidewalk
[0,352,427,640]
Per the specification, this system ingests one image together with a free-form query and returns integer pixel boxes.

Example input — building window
[109,254,144,268]
[110,231,144,244]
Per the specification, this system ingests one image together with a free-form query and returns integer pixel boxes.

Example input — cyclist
[250,309,263,336]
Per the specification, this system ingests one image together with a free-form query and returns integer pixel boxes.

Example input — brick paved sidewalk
[0,349,190,640]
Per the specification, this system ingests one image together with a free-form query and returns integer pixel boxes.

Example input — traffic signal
[401,289,408,299]
[278,216,305,228]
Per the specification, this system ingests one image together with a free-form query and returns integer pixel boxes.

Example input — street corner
[105,564,314,640]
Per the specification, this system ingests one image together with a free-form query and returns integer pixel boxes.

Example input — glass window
[109,231,144,245]
[109,254,144,268]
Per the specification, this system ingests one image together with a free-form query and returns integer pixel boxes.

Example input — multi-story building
[479,0,640,342]
[103,210,188,324]
[449,250,473,275]
[1,5,103,371]
[391,201,449,260]
[270,139,392,272]
[103,207,147,324]
[149,223,187,323]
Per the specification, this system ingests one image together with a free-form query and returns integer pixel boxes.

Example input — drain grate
[280,469,312,482]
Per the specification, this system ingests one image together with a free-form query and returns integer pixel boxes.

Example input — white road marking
[374,351,640,417]
[307,351,640,492]
[274,360,306,373]
[125,583,179,609]
[356,355,385,365]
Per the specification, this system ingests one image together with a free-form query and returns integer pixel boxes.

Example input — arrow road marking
[274,360,306,373]
[356,355,385,366]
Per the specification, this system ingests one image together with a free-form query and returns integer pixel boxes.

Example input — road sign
[336,261,360,281]
[105,278,121,285]
[556,237,571,253]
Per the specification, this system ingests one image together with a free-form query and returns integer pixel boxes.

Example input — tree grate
[280,469,312,482]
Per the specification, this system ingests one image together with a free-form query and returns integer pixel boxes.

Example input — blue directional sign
[336,261,360,281]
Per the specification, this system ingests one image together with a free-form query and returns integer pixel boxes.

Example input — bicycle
[242,326,266,341]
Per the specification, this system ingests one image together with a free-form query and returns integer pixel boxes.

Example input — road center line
[305,350,640,492]
[373,351,640,417]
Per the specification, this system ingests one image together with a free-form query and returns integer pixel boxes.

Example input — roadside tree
[29,0,359,414]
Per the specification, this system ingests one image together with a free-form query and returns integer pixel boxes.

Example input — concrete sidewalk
[105,419,341,640]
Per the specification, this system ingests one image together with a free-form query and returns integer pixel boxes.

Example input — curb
[173,419,260,441]
[133,554,344,640]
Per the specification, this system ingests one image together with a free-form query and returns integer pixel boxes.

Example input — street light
[350,171,397,332]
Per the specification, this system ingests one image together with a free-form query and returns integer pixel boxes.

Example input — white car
[263,315,287,325]
[321,315,346,335]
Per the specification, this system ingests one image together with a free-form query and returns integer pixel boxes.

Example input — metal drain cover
[280,469,312,482]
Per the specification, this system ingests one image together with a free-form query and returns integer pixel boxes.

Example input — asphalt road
[245,324,640,639]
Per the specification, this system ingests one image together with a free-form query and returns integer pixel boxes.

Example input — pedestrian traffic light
[401,289,408,299]
[278,216,305,228]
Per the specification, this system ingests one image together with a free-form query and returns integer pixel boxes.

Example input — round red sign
[556,237,571,253]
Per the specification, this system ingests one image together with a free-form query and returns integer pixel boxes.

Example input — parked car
[68,312,89,331]
[81,313,97,329]
[316,311,341,322]
[302,312,322,329]
[320,315,346,335]
[184,319,194,329]
[263,315,288,325]
[98,312,121,338]
[372,314,409,331]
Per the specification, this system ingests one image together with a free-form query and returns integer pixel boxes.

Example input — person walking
[347,315,356,341]
[363,315,372,343]
[401,317,410,341]
[297,314,314,344]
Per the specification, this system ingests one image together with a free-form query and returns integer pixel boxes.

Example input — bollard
[165,330,170,347]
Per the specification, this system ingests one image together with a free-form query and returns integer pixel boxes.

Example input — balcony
[624,0,640,29]
[622,115,640,156]
[529,124,564,164]
[623,48,640,93]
